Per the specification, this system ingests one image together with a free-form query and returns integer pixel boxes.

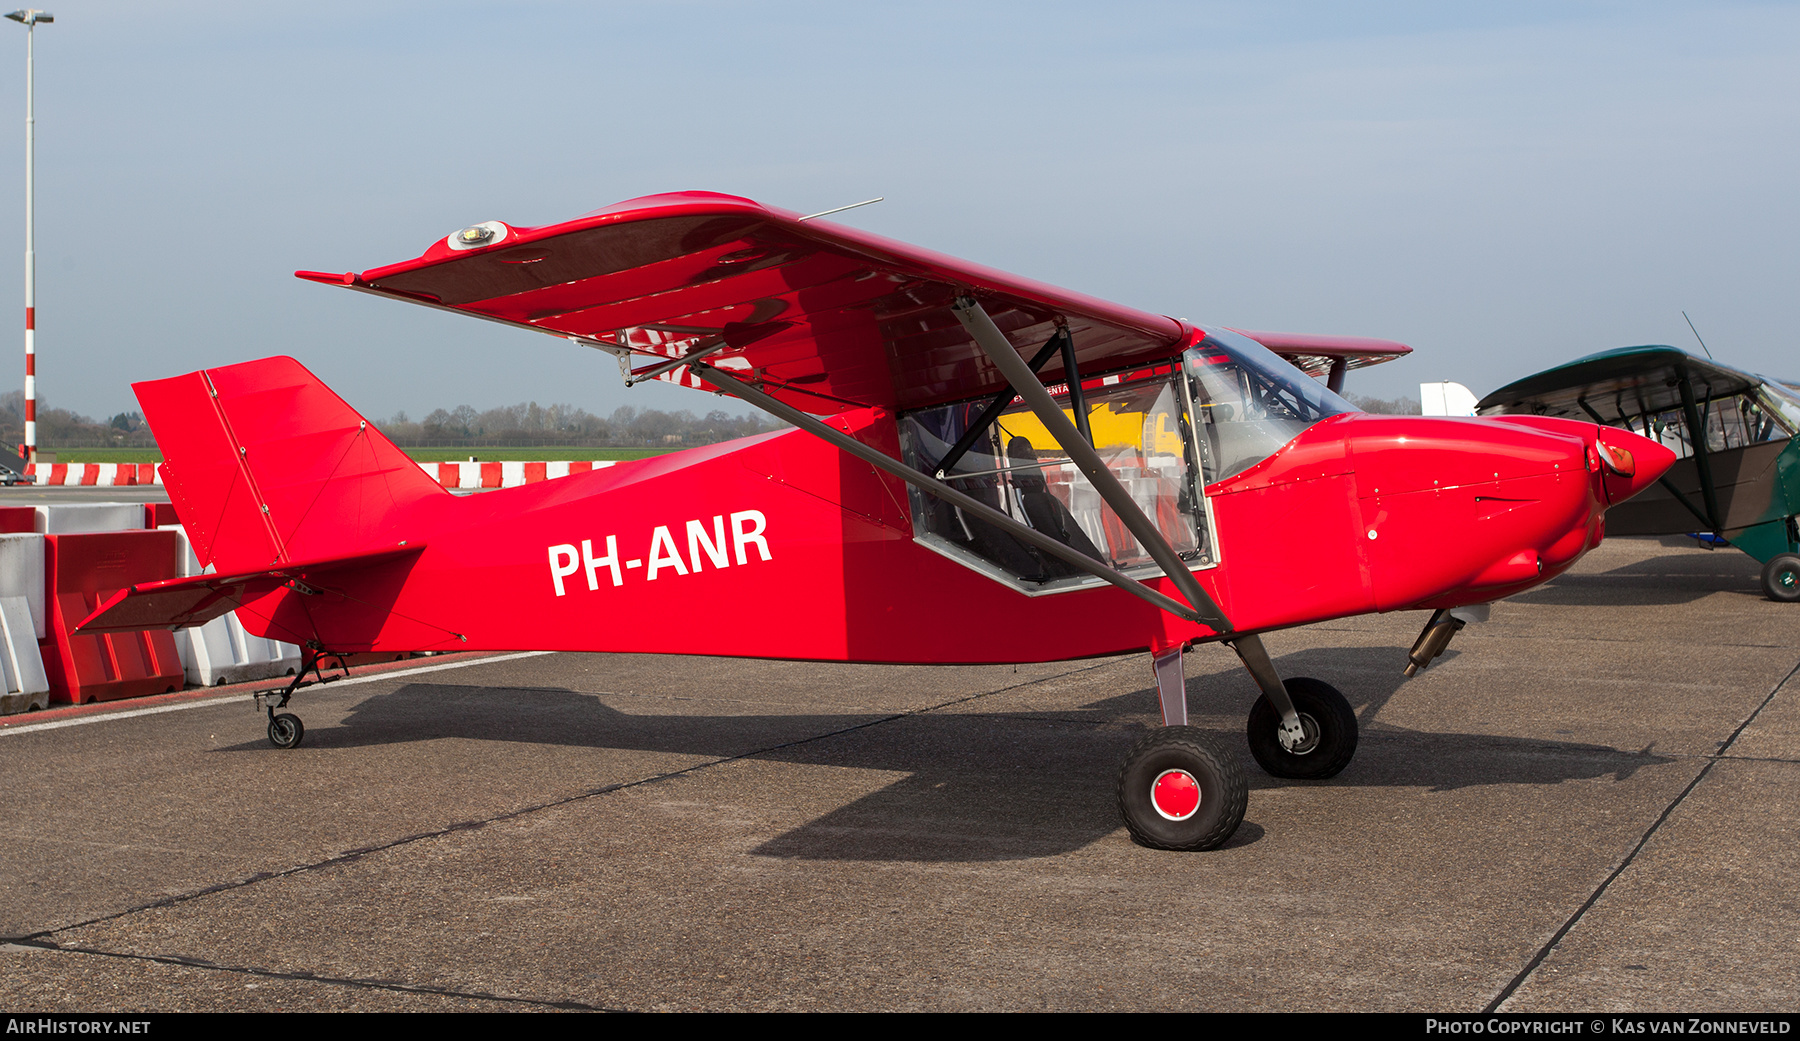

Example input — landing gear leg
[1232,634,1358,780]
[254,646,345,750]
[1116,645,1247,851]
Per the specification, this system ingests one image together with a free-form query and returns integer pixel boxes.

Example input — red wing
[298,192,1186,415]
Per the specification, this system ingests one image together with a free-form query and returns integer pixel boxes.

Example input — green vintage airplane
[1478,346,1800,602]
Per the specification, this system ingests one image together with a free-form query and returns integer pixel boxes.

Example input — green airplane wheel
[1761,554,1800,603]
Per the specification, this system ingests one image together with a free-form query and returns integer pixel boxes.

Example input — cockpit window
[1604,385,1794,460]
[898,331,1355,590]
[1756,379,1800,435]
[901,363,1210,589]
[1186,328,1358,482]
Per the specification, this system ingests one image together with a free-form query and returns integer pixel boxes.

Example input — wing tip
[295,270,360,286]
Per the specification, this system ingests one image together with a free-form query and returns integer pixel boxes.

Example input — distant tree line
[379,402,787,448]
[1348,393,1422,415]
[0,390,157,451]
[0,389,788,452]
[3,386,1419,452]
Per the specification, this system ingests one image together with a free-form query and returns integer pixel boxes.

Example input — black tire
[1761,554,1800,603]
[268,713,305,749]
[1246,677,1357,780]
[1116,726,1247,851]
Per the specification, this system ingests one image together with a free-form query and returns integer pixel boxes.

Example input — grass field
[39,446,683,464]
[29,448,162,464]
[403,447,678,463]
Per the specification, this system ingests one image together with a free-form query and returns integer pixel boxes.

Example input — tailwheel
[1116,726,1246,851]
[267,712,305,749]
[1761,554,1800,603]
[1246,677,1357,780]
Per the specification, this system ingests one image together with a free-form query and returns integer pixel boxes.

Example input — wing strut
[625,338,729,387]
[687,359,1226,630]
[1326,357,1347,395]
[950,296,1232,634]
[932,328,1067,478]
[1059,324,1094,445]
[1674,366,1723,534]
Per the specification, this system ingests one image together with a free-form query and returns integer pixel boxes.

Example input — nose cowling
[1480,415,1676,506]
[1593,425,1677,506]
[1343,414,1660,611]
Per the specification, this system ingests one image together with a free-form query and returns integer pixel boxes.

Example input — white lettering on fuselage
[547,510,771,596]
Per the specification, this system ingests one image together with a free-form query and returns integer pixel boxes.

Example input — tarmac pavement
[0,535,1793,1012]
[0,486,172,505]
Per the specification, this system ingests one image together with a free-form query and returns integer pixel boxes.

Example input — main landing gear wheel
[1116,726,1247,851]
[1761,554,1800,603]
[1246,677,1357,780]
[267,712,305,749]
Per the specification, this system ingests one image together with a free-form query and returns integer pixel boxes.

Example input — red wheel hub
[1151,768,1201,821]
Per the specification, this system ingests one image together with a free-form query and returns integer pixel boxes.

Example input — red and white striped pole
[7,10,49,465]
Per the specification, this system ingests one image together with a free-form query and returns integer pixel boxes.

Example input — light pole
[5,9,47,465]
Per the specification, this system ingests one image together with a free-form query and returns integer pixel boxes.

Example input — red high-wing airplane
[79,191,1675,851]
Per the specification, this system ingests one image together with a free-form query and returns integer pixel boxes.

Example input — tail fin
[136,356,445,573]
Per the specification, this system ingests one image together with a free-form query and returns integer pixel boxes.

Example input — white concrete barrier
[0,532,46,640]
[0,595,47,713]
[35,502,147,534]
[179,612,301,687]
[0,533,48,714]
[162,526,302,687]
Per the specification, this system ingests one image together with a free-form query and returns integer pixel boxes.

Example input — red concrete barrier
[0,507,33,534]
[39,530,184,704]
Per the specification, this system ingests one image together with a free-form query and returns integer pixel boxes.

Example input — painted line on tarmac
[19,655,1121,959]
[0,651,555,739]
[2,937,624,1012]
[1485,655,1800,1012]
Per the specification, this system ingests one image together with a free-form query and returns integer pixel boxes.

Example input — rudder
[136,356,446,574]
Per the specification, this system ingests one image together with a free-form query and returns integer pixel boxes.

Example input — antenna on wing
[1681,311,1715,360]
[798,197,884,222]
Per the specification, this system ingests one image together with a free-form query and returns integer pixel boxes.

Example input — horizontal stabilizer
[74,545,424,634]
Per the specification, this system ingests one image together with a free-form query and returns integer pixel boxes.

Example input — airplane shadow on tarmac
[1506,542,1763,608]
[208,643,1675,863]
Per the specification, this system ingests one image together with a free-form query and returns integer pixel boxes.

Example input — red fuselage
[226,406,1673,663]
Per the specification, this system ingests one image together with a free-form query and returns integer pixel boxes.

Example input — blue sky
[5,1,1797,420]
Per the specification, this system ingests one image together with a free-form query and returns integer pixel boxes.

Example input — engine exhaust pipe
[1405,609,1465,677]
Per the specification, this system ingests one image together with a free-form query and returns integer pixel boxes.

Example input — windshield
[1185,328,1358,481]
[1756,379,1800,434]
